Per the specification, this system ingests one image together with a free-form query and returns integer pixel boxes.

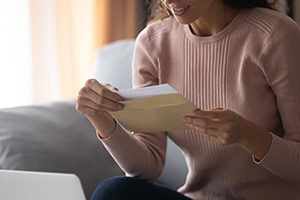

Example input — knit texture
[99,8,300,200]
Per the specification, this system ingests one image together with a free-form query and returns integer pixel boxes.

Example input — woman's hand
[76,79,125,138]
[183,108,272,160]
[183,108,249,145]
[76,79,124,116]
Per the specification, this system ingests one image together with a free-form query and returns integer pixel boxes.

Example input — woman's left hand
[183,107,273,160]
[183,108,253,145]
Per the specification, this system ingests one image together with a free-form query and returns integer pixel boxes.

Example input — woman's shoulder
[136,17,180,45]
[242,7,300,37]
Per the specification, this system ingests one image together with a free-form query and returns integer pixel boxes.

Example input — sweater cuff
[97,122,131,147]
[253,132,296,170]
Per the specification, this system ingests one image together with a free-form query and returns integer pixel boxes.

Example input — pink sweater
[99,8,300,199]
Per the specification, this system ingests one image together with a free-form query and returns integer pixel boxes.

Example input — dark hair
[148,0,279,23]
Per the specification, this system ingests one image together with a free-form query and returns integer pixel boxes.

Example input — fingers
[75,105,98,116]
[77,97,118,113]
[185,123,224,137]
[76,79,125,116]
[80,88,124,111]
[185,123,233,145]
[184,108,242,145]
[192,108,232,121]
[183,116,228,131]
[86,79,123,102]
[104,83,119,91]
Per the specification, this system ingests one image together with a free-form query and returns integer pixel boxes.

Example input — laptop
[0,170,86,200]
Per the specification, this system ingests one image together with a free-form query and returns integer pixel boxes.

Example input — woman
[76,0,300,199]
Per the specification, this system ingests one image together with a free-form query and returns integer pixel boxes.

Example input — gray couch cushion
[0,101,123,199]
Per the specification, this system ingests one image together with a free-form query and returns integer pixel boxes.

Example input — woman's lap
[91,176,192,200]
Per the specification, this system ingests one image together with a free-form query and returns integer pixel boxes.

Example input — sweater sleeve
[254,18,300,183]
[98,29,167,182]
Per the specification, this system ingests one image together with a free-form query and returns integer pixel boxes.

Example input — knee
[91,176,148,200]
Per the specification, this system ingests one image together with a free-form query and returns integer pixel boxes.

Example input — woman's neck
[189,2,240,37]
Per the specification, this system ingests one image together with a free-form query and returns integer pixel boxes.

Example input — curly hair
[148,0,279,23]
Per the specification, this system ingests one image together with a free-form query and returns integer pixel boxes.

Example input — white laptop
[0,170,86,200]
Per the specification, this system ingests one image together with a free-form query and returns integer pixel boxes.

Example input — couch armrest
[0,101,123,199]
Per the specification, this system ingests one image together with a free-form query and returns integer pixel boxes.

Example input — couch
[0,40,188,199]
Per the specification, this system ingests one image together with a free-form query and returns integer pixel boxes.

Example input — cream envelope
[109,92,198,133]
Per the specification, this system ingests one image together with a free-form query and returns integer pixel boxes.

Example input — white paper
[117,84,177,100]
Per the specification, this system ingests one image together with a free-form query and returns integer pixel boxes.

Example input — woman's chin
[174,17,192,25]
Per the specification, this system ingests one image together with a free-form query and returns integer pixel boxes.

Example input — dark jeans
[91,176,192,200]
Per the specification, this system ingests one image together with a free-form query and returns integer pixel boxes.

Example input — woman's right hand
[76,79,125,138]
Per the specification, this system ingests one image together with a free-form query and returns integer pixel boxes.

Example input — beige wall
[30,0,138,103]
[30,0,60,104]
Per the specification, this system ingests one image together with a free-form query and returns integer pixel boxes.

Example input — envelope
[109,92,198,133]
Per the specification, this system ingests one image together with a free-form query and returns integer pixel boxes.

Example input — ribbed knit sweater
[99,8,300,200]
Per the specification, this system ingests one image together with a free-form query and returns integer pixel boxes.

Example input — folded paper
[109,84,197,133]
